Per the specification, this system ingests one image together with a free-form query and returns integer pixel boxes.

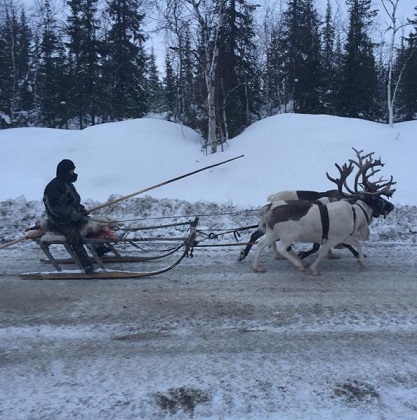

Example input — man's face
[68,168,78,182]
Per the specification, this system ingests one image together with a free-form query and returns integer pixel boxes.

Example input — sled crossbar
[123,221,193,232]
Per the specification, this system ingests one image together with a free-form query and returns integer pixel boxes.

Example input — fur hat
[56,159,75,176]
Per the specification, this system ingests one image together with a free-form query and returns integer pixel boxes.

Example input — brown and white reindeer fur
[238,196,360,261]
[252,195,392,275]
[267,192,357,259]
[267,189,343,203]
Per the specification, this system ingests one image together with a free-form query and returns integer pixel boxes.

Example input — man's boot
[95,245,111,257]
[73,244,94,274]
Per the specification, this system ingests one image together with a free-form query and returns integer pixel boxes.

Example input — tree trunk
[207,77,217,153]
[382,0,412,127]
[206,0,225,154]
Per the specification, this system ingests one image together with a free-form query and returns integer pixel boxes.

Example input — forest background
[1,0,416,154]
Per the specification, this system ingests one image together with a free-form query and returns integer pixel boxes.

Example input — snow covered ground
[1,235,417,419]
[1,114,417,418]
[0,113,416,207]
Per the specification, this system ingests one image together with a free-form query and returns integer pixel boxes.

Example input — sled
[20,218,199,280]
[1,156,253,280]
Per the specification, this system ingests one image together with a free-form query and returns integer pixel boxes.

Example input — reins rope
[91,208,261,224]
[193,224,259,246]
[88,210,261,249]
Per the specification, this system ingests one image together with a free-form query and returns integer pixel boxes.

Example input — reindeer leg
[342,236,367,265]
[299,243,320,260]
[239,229,264,261]
[253,234,277,273]
[309,241,337,275]
[348,240,366,268]
[276,242,306,272]
[271,241,282,259]
[343,244,360,259]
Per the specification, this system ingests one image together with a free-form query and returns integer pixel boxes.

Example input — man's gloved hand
[80,217,90,224]
[80,207,90,216]
[71,211,89,224]
[71,211,82,223]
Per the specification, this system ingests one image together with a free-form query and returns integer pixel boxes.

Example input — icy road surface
[1,240,417,419]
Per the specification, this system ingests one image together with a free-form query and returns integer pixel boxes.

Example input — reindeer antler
[326,161,355,197]
[349,148,396,197]
[326,148,396,198]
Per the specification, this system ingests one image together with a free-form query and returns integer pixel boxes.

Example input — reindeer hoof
[253,267,266,273]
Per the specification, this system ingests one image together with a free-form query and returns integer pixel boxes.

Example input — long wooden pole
[0,230,41,250]
[0,155,244,250]
[88,154,244,212]
[0,236,28,250]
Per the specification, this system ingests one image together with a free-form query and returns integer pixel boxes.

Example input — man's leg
[56,223,94,273]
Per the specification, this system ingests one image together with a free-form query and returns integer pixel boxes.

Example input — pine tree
[216,0,260,140]
[33,0,67,127]
[0,4,33,126]
[102,0,148,121]
[374,51,388,121]
[264,23,287,115]
[321,0,337,114]
[279,0,323,114]
[146,48,162,113]
[162,52,177,121]
[336,0,379,120]
[66,0,101,128]
[16,9,33,123]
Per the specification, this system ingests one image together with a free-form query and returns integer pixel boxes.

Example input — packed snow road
[1,240,417,419]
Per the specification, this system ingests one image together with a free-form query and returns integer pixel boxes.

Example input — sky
[0,113,415,208]
[20,0,417,19]
[332,0,415,21]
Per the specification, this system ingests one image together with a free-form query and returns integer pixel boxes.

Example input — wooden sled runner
[20,218,199,280]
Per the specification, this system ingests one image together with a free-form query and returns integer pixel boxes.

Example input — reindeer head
[359,194,395,218]
[326,148,396,218]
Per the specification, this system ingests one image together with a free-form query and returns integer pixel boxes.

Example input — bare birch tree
[187,0,225,154]
[380,0,413,126]
[159,0,226,153]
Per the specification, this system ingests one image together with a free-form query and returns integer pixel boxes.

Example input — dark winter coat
[43,160,87,225]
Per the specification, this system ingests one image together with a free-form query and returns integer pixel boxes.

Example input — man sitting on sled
[43,159,98,274]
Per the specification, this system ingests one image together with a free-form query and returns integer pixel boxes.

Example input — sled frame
[21,218,199,280]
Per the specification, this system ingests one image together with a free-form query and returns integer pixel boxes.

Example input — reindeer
[252,150,396,275]
[240,148,387,262]
[267,190,343,202]
[238,197,343,261]
[240,190,365,262]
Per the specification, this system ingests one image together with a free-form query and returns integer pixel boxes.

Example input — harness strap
[351,207,357,235]
[318,205,329,241]
[355,202,370,224]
